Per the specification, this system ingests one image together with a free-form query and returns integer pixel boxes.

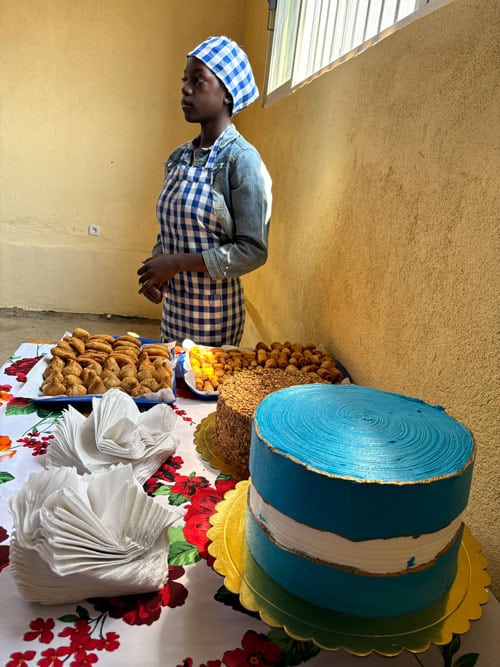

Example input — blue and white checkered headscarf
[188,36,259,116]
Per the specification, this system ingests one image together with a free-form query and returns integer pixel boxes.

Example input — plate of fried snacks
[181,338,350,400]
[21,328,176,406]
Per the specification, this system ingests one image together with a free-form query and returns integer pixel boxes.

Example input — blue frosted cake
[245,384,475,618]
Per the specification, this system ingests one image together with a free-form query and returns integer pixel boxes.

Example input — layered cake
[245,384,475,618]
[213,369,326,479]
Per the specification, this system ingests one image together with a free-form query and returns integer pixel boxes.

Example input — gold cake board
[207,480,490,657]
[194,411,246,479]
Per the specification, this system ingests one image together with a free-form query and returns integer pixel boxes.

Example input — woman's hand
[138,252,208,299]
[138,254,178,289]
[139,283,164,304]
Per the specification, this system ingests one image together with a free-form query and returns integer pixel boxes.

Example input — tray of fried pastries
[21,328,176,407]
[181,338,351,400]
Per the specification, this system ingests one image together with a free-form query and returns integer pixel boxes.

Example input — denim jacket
[152,124,272,281]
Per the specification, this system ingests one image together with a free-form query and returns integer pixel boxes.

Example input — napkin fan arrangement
[45,389,179,484]
[9,390,182,604]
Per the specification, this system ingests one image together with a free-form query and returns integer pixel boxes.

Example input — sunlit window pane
[268,0,300,92]
[266,0,444,101]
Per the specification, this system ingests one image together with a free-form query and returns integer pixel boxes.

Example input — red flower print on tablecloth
[183,475,237,564]
[144,455,184,495]
[17,432,55,456]
[37,646,71,666]
[89,565,187,625]
[0,384,14,404]
[4,356,43,383]
[172,399,195,422]
[222,630,281,666]
[58,619,102,653]
[7,397,32,409]
[0,525,9,572]
[68,650,99,666]
[5,650,36,667]
[23,617,55,644]
[19,606,122,665]
[176,659,222,667]
[171,473,211,498]
[214,474,238,498]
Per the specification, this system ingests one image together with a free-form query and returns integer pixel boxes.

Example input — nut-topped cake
[213,368,327,479]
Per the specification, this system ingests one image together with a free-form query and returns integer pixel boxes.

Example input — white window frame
[264,0,454,105]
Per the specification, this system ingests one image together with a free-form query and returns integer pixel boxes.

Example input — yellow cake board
[207,480,490,657]
[194,411,247,480]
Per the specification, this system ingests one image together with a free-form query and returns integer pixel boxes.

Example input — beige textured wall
[239,0,500,595]
[0,0,244,316]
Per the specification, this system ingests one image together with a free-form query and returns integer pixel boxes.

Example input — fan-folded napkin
[9,465,181,604]
[45,389,179,483]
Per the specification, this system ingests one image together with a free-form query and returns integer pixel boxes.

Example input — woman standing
[138,36,272,346]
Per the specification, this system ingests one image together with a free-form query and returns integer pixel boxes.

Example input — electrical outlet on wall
[88,224,100,236]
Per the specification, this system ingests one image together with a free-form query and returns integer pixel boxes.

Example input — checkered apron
[157,134,244,346]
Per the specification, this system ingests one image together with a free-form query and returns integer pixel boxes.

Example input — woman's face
[181,57,231,123]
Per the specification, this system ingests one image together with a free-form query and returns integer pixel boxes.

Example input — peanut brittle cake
[213,369,326,479]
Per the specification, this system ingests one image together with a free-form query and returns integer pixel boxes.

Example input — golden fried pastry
[85,340,113,354]
[67,336,86,355]
[51,346,76,361]
[115,335,141,347]
[72,327,91,341]
[137,368,153,382]
[43,362,63,379]
[142,344,170,359]
[82,351,108,363]
[78,358,103,375]
[88,334,115,344]
[103,374,122,389]
[139,377,159,392]
[66,383,87,397]
[153,363,173,379]
[81,368,98,385]
[63,375,85,391]
[112,345,139,358]
[109,352,137,367]
[57,339,74,350]
[148,357,168,368]
[41,380,66,396]
[61,360,83,376]
[138,359,156,373]
[120,376,139,392]
[87,376,106,394]
[48,355,65,371]
[119,365,137,379]
[103,356,121,374]
[130,384,150,397]
[137,350,150,364]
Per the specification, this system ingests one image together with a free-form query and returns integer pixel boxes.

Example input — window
[265,0,452,103]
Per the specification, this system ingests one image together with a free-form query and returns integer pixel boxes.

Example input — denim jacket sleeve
[202,142,272,280]
[152,128,272,280]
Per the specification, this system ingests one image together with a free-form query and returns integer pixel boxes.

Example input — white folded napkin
[45,390,180,483]
[9,465,181,604]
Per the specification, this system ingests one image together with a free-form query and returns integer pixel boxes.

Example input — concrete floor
[0,308,259,365]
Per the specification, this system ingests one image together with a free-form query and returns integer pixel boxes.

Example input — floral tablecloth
[1,343,499,667]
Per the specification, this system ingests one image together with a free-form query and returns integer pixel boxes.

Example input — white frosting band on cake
[248,484,463,574]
